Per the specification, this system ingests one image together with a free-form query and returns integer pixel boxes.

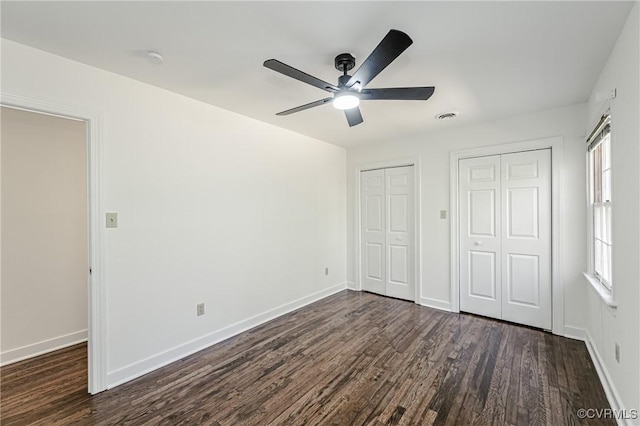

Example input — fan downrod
[334,53,355,74]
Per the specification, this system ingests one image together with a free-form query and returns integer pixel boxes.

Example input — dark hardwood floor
[1,290,613,425]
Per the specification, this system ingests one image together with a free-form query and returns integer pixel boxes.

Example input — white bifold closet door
[360,166,415,302]
[459,150,551,330]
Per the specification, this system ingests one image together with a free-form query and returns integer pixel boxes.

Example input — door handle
[396,237,403,241]
[474,241,482,246]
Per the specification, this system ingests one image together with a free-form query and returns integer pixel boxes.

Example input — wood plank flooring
[1,290,613,425]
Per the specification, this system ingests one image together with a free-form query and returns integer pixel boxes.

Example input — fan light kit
[333,93,360,110]
[264,30,435,127]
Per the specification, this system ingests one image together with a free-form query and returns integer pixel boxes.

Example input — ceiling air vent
[435,111,459,120]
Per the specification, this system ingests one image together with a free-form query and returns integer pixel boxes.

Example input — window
[587,114,612,289]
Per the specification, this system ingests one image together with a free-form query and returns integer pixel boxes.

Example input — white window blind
[587,114,612,289]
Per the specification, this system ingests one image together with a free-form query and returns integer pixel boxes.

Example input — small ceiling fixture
[146,51,164,65]
[435,111,459,120]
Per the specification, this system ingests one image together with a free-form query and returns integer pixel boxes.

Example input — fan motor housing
[337,74,352,88]
[334,53,355,72]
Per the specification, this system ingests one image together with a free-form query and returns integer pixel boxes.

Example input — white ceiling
[1,1,634,148]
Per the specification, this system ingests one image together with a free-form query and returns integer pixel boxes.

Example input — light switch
[440,210,447,219]
[106,213,118,228]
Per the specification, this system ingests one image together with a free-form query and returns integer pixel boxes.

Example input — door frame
[354,157,422,303]
[1,91,107,393]
[450,136,564,335]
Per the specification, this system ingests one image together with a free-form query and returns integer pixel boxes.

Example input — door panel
[361,166,415,301]
[389,195,408,232]
[389,174,408,186]
[389,244,408,284]
[361,169,386,295]
[469,189,497,236]
[501,150,551,329]
[366,243,384,280]
[385,166,415,301]
[459,155,502,318]
[507,187,539,238]
[469,251,497,299]
[506,161,539,179]
[507,253,539,306]
[365,196,384,231]
[469,165,496,181]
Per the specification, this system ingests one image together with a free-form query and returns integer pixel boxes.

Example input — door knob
[474,241,482,246]
[396,237,403,241]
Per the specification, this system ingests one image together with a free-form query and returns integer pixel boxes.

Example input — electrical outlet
[440,210,447,219]
[615,343,620,363]
[197,303,205,317]
[325,267,329,276]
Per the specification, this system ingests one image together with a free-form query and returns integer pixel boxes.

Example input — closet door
[360,166,415,301]
[501,150,551,330]
[459,150,552,330]
[361,169,386,296]
[385,166,415,301]
[459,155,502,319]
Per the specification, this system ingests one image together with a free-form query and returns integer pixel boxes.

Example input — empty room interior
[1,1,639,425]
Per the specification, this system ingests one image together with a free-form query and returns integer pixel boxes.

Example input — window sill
[583,272,617,308]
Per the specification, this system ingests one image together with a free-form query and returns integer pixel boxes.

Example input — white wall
[585,3,639,414]
[1,40,347,386]
[347,102,589,331]
[1,107,88,364]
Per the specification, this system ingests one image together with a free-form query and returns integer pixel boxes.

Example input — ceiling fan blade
[264,59,339,93]
[344,107,364,127]
[360,87,435,101]
[346,30,413,89]
[276,97,333,116]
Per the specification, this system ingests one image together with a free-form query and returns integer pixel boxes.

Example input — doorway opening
[1,105,89,386]
[0,94,106,394]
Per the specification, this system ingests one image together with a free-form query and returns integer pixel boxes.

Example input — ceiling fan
[263,29,435,127]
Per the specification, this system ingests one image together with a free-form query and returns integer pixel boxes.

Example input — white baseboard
[0,329,88,366]
[107,283,347,389]
[563,326,587,341]
[419,296,452,312]
[566,327,629,426]
[346,281,358,291]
